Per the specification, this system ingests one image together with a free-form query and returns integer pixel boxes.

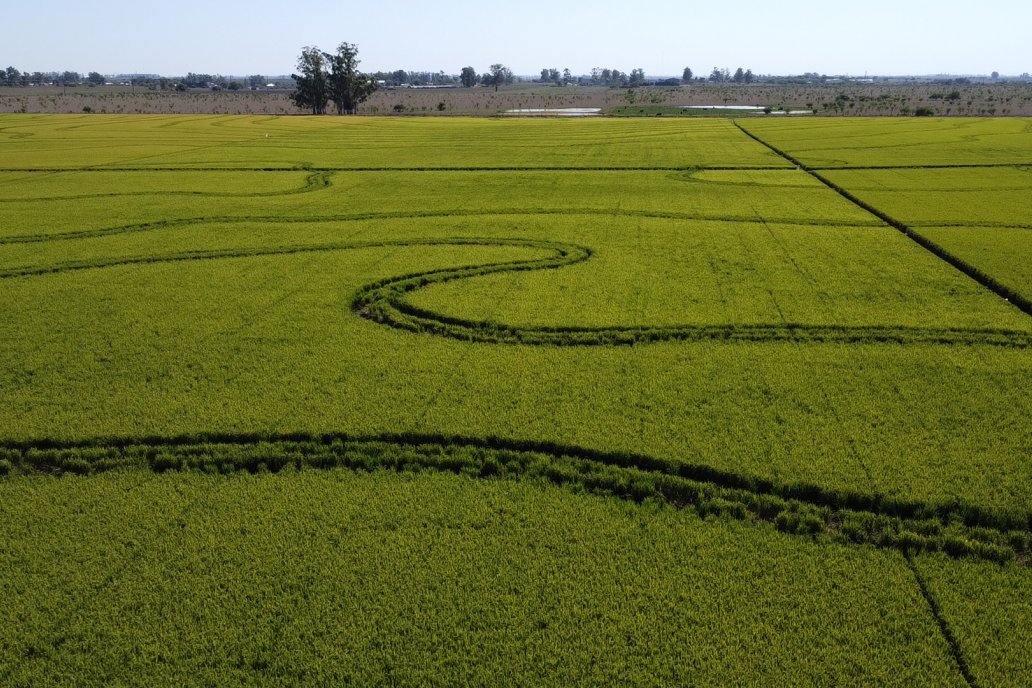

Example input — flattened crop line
[2,232,1028,350]
[733,120,1032,319]
[0,433,1028,566]
[0,209,883,246]
[0,171,333,203]
[905,553,981,688]
[0,236,574,280]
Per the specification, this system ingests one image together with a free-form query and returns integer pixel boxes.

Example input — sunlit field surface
[1,114,1029,686]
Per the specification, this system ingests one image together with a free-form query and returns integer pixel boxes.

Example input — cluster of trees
[589,67,646,87]
[679,66,757,84]
[291,43,377,115]
[537,68,574,86]
[708,67,756,83]
[456,64,513,90]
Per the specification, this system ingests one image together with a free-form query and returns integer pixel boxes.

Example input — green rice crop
[1,114,1029,685]
[740,117,1032,167]
[914,553,1032,686]
[819,167,1032,227]
[914,227,1032,300]
[815,167,1032,305]
[0,168,873,241]
[0,114,789,169]
[0,470,968,686]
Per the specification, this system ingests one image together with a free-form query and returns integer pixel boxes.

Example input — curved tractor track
[2,213,1030,349]
[2,167,1030,568]
[1,432,1028,565]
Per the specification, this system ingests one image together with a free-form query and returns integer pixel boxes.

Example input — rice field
[1,114,1029,686]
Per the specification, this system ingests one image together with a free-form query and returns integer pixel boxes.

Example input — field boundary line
[905,553,981,688]
[0,165,795,173]
[733,120,1032,319]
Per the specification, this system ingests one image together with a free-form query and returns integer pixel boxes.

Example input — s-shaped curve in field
[2,224,1030,349]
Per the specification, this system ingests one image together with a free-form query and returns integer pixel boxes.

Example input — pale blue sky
[5,0,1030,77]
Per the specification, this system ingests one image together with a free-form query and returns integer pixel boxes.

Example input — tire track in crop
[0,209,882,246]
[2,230,1029,349]
[733,120,1032,319]
[0,433,1027,567]
[733,121,1008,688]
[0,171,333,203]
[905,553,981,688]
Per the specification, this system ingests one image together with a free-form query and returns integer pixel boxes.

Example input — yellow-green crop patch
[740,117,1032,167]
[0,168,874,241]
[816,165,1032,307]
[0,169,326,200]
[0,115,790,169]
[913,227,1032,300]
[0,470,966,686]
[819,167,1032,227]
[1,114,1029,685]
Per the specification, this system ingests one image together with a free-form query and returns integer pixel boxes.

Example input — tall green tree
[325,42,376,115]
[682,67,693,83]
[290,46,329,115]
[460,66,477,88]
[488,63,513,91]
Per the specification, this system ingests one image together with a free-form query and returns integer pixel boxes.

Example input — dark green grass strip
[2,234,1029,349]
[0,433,1027,565]
[733,120,1032,319]
[905,553,981,688]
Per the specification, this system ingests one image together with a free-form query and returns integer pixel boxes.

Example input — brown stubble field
[3,82,1031,116]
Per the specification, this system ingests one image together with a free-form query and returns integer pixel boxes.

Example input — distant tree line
[370,70,456,87]
[537,68,575,86]
[589,68,646,87]
[706,67,756,83]
[453,65,513,90]
[0,66,278,91]
[1,68,87,87]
